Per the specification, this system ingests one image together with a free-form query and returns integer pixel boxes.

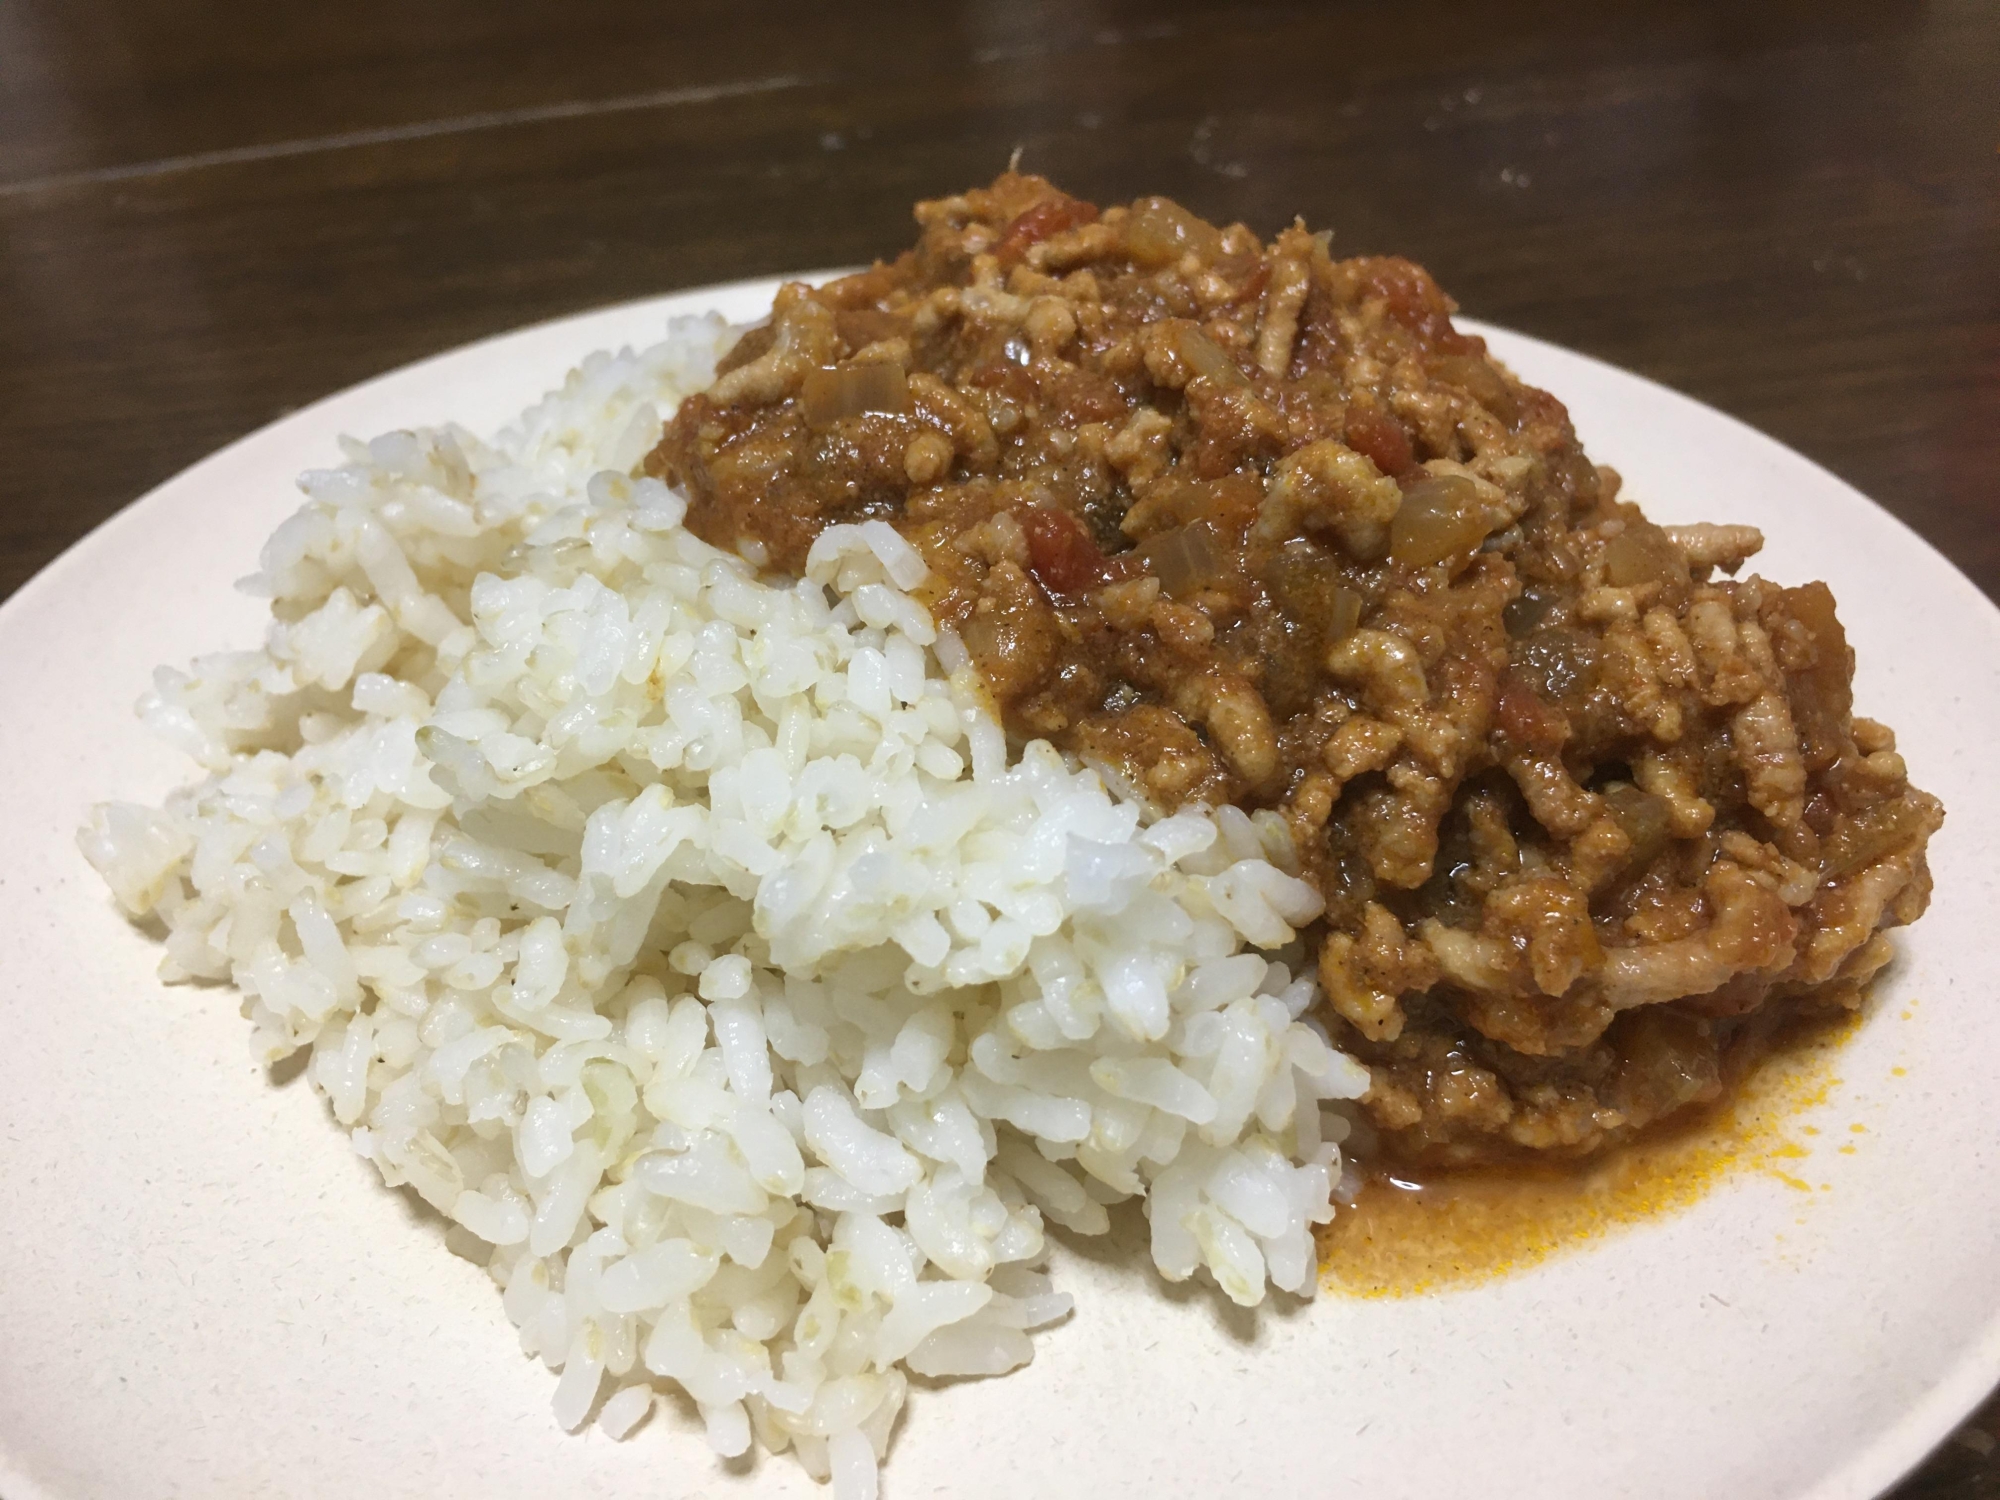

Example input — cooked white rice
[80,314,1370,1496]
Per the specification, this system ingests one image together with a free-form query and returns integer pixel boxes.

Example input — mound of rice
[80,315,1369,1497]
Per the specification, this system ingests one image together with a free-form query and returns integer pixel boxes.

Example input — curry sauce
[1319,1007,1861,1294]
[649,171,1940,1173]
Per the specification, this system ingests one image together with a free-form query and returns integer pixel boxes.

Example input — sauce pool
[1315,1008,1864,1296]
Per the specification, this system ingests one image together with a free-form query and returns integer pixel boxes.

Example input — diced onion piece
[1125,196,1223,268]
[801,360,910,429]
[1428,353,1518,423]
[1602,782,1671,869]
[1326,584,1363,643]
[1140,521,1224,599]
[1604,523,1691,593]
[1261,540,1363,643]
[1503,586,1557,638]
[1819,793,1933,878]
[1178,327,1249,389]
[1779,580,1852,766]
[1389,474,1490,569]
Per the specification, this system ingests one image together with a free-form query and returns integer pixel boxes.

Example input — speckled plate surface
[3,278,1995,1500]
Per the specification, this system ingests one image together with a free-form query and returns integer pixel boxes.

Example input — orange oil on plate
[1316,1008,1867,1297]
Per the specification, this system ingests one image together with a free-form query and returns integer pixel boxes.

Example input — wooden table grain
[2,1,1995,1494]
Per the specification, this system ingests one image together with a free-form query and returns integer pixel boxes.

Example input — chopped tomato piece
[1494,669,1571,751]
[995,196,1100,266]
[1345,404,1415,477]
[1015,505,1107,596]
[1358,256,1481,354]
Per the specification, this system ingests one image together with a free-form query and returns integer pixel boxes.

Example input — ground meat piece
[645,172,1943,1169]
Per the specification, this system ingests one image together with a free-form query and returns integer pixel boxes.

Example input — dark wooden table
[2,1,1995,1494]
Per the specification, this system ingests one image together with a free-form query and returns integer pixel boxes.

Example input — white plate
[3,277,1996,1500]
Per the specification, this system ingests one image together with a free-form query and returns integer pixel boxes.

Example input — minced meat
[647,172,1943,1169]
